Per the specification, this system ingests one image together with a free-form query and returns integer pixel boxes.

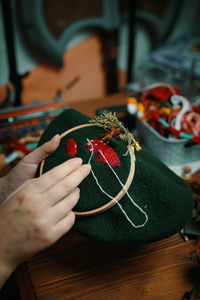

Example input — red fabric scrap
[149,108,160,121]
[192,136,200,145]
[168,126,181,136]
[151,87,179,101]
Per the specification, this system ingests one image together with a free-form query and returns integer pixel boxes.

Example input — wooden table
[14,93,199,299]
[67,92,129,117]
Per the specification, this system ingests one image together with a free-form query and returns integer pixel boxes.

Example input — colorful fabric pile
[127,83,200,146]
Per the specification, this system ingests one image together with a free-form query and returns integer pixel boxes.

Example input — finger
[37,157,83,192]
[44,164,91,205]
[51,188,80,223]
[6,135,61,190]
[22,134,60,165]
[53,211,76,240]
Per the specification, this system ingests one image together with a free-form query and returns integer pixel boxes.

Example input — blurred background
[0,0,200,106]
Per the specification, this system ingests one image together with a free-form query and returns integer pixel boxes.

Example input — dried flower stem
[89,112,141,155]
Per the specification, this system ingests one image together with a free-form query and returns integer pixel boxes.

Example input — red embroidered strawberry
[85,139,121,167]
[66,139,77,158]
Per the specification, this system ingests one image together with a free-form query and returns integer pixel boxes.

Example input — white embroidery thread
[87,139,148,228]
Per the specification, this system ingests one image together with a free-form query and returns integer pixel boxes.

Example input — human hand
[0,134,60,203]
[0,157,91,288]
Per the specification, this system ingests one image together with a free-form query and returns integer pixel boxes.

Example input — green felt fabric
[37,109,194,244]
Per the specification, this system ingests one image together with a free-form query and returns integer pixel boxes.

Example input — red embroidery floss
[66,138,77,158]
[85,139,121,167]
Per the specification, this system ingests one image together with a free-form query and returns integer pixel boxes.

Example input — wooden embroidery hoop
[39,124,135,216]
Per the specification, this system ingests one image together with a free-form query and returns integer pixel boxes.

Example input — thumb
[4,135,60,198]
[22,134,60,165]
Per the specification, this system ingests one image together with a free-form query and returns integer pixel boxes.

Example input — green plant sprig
[89,112,141,155]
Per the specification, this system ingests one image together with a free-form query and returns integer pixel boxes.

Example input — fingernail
[51,134,60,142]
[73,157,83,165]
[82,164,91,174]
